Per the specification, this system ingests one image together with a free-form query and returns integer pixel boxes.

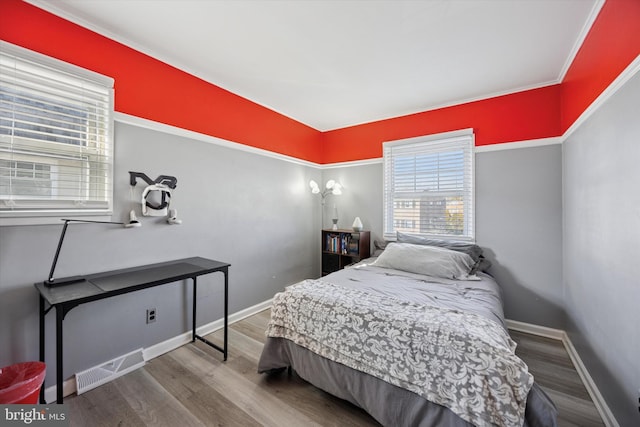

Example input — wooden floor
[510,330,605,427]
[66,310,605,426]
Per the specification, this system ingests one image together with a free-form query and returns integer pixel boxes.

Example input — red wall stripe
[0,0,322,162]
[321,85,562,163]
[561,0,640,133]
[1,0,639,164]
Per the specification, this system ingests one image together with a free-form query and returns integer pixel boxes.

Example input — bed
[258,236,558,427]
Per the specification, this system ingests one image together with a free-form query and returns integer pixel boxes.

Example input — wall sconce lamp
[44,218,138,287]
[309,179,342,205]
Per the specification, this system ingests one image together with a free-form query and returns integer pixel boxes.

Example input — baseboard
[43,298,273,403]
[43,377,76,404]
[506,319,619,427]
[561,335,620,427]
[505,319,565,340]
[142,297,273,361]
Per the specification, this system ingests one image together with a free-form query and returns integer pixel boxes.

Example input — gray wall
[0,120,321,386]
[322,146,565,329]
[563,70,640,426]
[476,145,564,327]
[320,162,384,242]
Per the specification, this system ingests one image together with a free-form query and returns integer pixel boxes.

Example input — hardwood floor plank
[170,344,324,426]
[231,312,271,343]
[113,369,204,427]
[544,388,605,427]
[144,353,204,399]
[67,381,146,427]
[225,351,379,426]
[511,331,574,369]
[145,354,260,426]
[521,358,591,401]
[205,327,265,363]
[510,329,605,427]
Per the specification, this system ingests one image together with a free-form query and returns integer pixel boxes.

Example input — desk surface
[35,257,230,306]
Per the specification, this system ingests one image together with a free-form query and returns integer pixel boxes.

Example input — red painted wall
[1,0,639,164]
[321,85,562,163]
[561,0,640,132]
[0,0,322,162]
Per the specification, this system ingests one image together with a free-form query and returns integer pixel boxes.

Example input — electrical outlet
[146,308,156,324]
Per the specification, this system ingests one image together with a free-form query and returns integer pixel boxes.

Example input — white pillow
[372,242,477,280]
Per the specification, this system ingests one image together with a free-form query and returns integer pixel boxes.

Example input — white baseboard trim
[505,319,565,340]
[43,377,76,404]
[561,335,619,427]
[143,297,273,361]
[43,298,273,403]
[506,319,619,427]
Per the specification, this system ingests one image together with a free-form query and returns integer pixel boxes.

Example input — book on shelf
[347,238,359,254]
[325,232,353,254]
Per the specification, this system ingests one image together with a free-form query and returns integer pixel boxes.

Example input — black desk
[35,257,230,404]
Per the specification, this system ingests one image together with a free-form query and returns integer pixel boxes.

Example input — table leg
[224,270,228,361]
[56,306,63,404]
[192,277,197,342]
[39,295,45,404]
[191,270,227,360]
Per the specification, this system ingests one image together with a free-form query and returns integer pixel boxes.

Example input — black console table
[34,257,230,404]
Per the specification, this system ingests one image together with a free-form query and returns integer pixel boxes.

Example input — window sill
[0,214,114,227]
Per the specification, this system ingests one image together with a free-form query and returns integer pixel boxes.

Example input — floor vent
[75,348,145,395]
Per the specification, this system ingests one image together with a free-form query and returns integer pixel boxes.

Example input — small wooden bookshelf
[321,229,370,276]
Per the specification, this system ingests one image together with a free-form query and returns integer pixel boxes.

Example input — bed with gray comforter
[258,246,558,426]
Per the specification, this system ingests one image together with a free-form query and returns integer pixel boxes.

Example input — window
[0,41,114,223]
[383,129,474,241]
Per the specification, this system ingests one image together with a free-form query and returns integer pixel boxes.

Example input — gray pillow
[396,232,483,261]
[372,242,478,280]
[373,239,389,251]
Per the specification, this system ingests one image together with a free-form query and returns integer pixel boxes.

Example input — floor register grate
[75,348,145,395]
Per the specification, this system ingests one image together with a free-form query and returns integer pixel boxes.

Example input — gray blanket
[259,261,558,426]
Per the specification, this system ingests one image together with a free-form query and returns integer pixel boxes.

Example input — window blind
[0,41,114,219]
[383,130,474,241]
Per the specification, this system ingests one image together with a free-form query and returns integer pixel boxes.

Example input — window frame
[382,128,475,241]
[0,41,114,226]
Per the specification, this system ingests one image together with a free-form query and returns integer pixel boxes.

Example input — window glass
[0,41,114,223]
[383,130,474,241]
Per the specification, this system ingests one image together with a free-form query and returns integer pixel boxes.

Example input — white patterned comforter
[266,279,533,427]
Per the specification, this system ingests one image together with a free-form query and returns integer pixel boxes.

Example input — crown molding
[114,112,320,168]
[562,53,640,141]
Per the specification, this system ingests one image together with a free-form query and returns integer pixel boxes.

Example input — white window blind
[383,129,475,241]
[0,41,114,221]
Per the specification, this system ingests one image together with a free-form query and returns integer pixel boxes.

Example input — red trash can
[0,362,46,404]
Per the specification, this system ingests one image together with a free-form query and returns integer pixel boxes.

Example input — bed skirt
[258,337,558,427]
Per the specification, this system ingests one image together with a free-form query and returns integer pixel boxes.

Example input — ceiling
[27,0,602,131]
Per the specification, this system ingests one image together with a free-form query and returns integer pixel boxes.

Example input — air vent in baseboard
[75,348,145,395]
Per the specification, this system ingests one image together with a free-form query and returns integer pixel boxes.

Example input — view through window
[383,130,474,241]
[0,42,114,221]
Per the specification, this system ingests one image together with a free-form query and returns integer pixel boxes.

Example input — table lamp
[44,218,138,287]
